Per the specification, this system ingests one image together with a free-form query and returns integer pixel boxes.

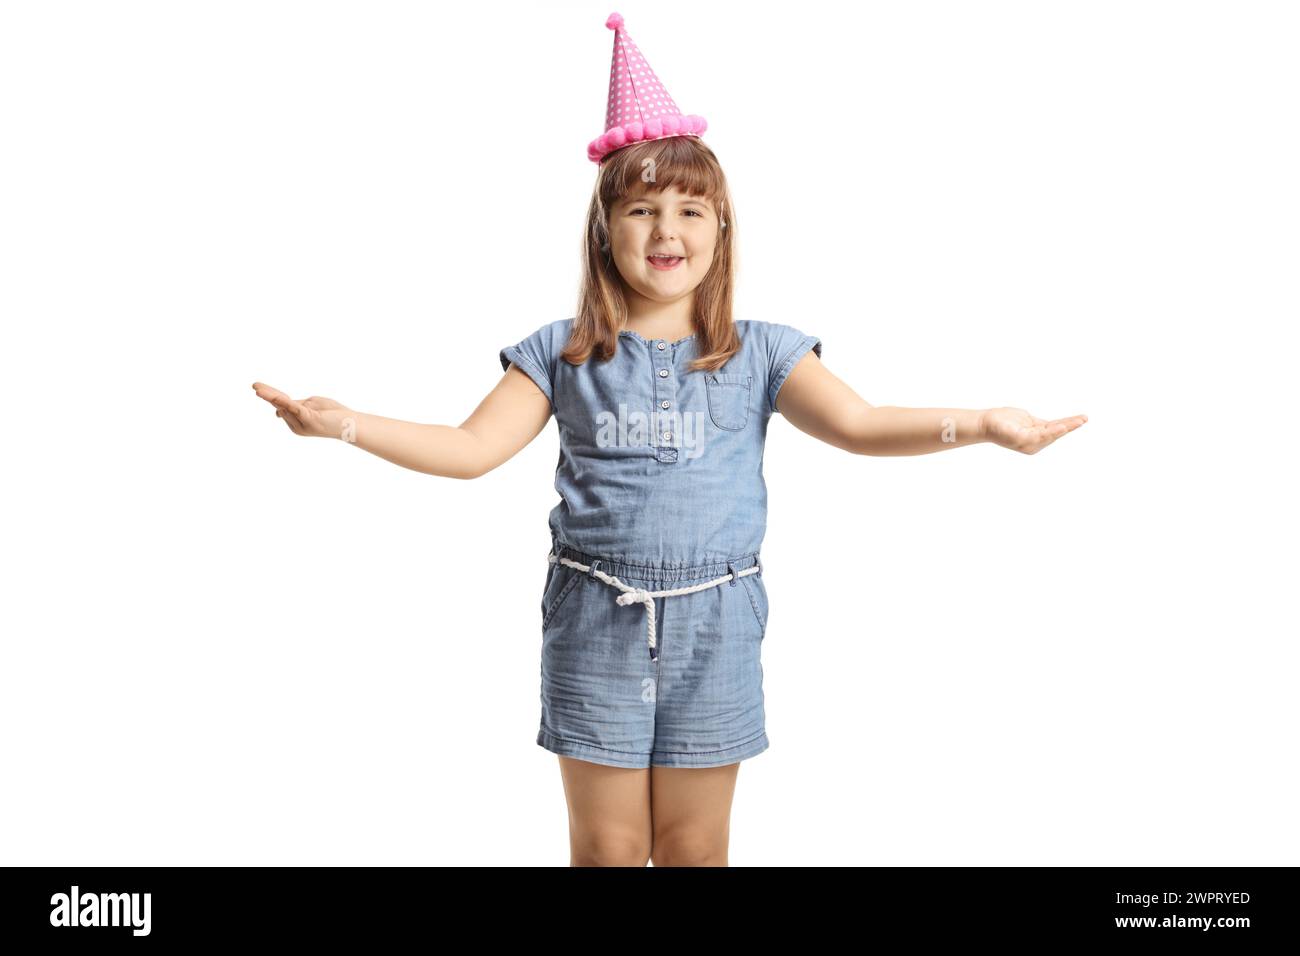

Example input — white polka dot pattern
[605,29,681,129]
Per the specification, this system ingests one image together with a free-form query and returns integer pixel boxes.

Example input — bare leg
[648,762,741,867]
[557,756,652,866]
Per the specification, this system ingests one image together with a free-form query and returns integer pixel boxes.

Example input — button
[661,400,670,409]
[657,341,666,350]
[658,368,669,378]
[662,431,672,441]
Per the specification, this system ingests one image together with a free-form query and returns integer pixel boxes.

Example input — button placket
[652,340,678,463]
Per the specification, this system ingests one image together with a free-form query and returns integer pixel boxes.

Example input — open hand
[251,382,354,440]
[979,407,1087,455]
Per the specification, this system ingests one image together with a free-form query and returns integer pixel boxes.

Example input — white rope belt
[547,551,761,662]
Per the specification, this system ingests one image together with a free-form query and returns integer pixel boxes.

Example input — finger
[259,388,299,412]
[257,385,310,421]
[1050,417,1086,433]
[254,383,291,403]
[1030,414,1087,431]
[274,402,305,431]
[1027,419,1081,451]
[281,409,306,434]
[269,393,309,420]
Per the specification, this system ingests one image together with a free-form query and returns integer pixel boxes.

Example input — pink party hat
[587,11,708,165]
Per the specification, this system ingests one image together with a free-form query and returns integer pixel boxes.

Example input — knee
[570,830,652,867]
[650,830,728,867]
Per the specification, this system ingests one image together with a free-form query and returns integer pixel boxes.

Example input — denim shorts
[536,546,770,769]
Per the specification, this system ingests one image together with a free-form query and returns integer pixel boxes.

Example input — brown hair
[560,136,739,374]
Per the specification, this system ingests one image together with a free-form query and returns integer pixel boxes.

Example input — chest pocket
[705,373,752,431]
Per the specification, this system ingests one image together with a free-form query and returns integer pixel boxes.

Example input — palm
[251,382,349,438]
[981,406,1087,455]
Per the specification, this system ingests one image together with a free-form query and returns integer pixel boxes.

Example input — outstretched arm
[251,364,553,478]
[774,352,1087,456]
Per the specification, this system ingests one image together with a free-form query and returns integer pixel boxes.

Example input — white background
[2,0,1296,866]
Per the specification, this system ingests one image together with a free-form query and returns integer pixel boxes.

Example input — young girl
[251,12,1086,866]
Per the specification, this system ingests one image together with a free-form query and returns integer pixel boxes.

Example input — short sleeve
[766,322,823,414]
[499,322,557,408]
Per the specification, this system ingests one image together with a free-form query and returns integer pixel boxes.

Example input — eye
[629,207,706,217]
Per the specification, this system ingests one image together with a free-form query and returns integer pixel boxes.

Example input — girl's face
[608,185,720,305]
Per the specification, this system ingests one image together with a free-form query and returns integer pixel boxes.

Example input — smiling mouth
[647,255,684,270]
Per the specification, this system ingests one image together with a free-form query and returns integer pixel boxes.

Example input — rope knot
[616,587,652,606]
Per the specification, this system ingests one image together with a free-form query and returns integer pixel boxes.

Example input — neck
[622,294,695,340]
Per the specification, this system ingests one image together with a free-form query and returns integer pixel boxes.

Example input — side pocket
[541,565,582,629]
[739,573,768,640]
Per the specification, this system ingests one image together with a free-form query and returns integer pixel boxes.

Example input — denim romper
[499,318,822,769]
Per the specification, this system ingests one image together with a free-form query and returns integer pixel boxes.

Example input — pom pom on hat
[606,12,623,30]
